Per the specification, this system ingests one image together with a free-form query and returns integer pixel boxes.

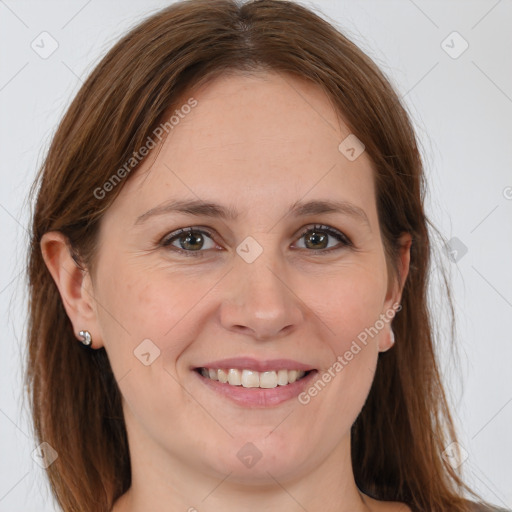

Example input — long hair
[26,0,486,510]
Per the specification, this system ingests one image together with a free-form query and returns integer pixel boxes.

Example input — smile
[193,367,319,407]
[196,367,311,388]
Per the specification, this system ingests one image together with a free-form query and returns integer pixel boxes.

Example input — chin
[201,432,311,485]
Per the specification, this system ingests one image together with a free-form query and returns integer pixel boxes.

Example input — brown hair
[25,0,489,510]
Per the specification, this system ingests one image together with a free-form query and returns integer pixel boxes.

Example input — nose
[219,247,304,340]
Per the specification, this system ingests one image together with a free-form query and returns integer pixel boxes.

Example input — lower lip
[193,369,319,408]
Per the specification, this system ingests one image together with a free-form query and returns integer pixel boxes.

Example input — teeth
[242,369,259,387]
[199,368,307,387]
[259,371,278,388]
[277,369,288,386]
[228,368,242,386]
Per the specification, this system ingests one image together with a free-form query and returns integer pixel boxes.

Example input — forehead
[107,70,376,223]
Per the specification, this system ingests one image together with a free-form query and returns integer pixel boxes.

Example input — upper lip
[194,357,316,372]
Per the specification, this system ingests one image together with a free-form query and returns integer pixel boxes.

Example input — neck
[113,408,372,512]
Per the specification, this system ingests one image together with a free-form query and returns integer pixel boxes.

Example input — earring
[78,330,92,346]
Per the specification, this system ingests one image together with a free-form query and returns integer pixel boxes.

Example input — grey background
[1,0,511,510]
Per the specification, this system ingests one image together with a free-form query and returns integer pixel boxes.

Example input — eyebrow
[134,198,370,227]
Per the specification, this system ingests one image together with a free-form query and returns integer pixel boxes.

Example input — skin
[42,71,412,512]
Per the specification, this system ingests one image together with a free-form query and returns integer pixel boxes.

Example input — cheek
[307,261,388,349]
[296,266,386,435]
[95,259,216,366]
[93,264,203,419]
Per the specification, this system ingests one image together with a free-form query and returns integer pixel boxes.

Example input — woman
[25,0,508,511]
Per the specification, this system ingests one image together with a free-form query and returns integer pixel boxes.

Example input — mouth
[193,367,319,408]
[193,367,314,388]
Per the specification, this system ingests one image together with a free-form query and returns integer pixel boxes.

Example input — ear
[379,232,412,352]
[40,231,104,349]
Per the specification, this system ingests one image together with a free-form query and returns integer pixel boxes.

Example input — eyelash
[160,224,353,258]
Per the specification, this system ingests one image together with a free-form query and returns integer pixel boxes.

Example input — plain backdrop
[1,1,511,510]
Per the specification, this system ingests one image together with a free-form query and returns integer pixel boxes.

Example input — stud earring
[78,330,92,346]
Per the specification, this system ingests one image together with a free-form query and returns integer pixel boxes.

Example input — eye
[161,227,217,257]
[160,224,352,257]
[293,224,352,254]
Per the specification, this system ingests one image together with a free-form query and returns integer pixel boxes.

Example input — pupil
[182,232,203,250]
[306,231,327,249]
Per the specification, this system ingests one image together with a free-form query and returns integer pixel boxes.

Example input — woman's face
[86,71,407,485]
